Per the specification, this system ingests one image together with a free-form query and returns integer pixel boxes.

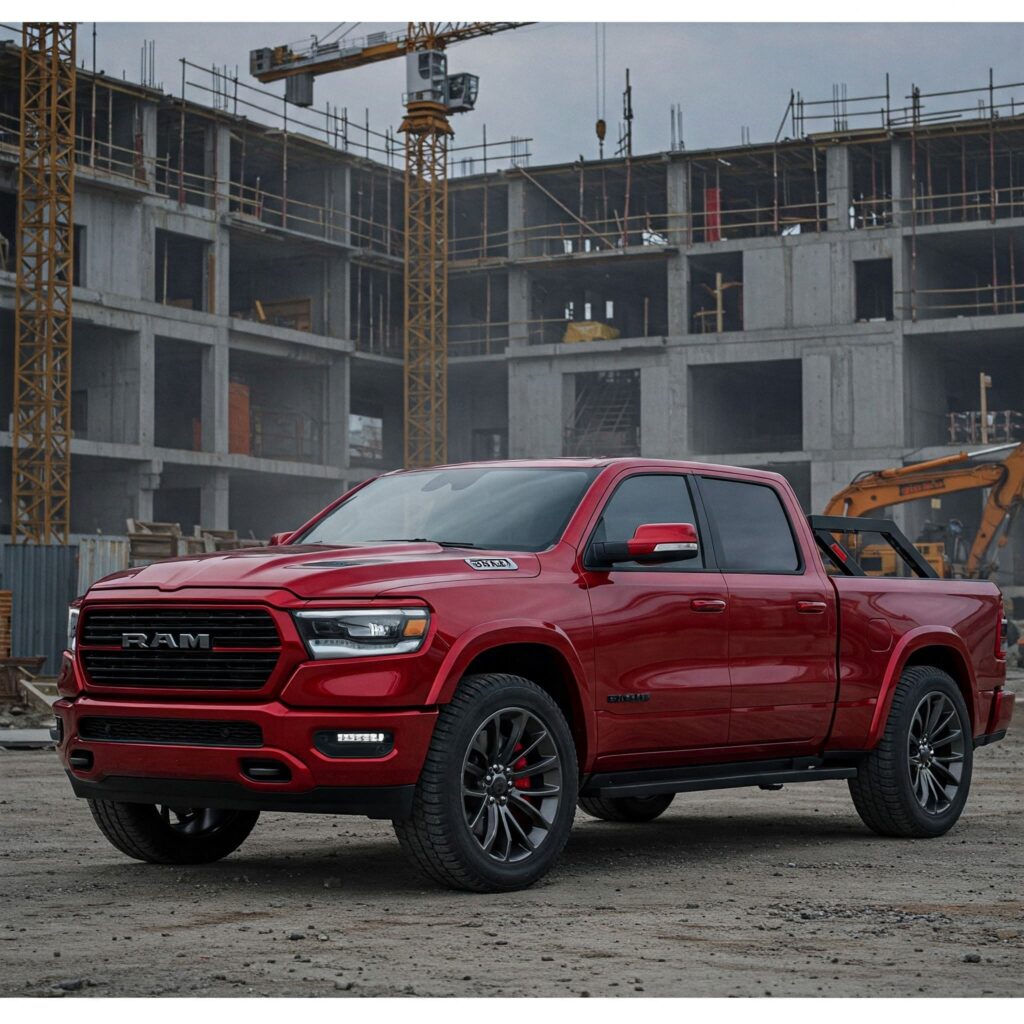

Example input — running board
[582,756,858,799]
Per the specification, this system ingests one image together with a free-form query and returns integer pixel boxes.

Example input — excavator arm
[824,442,1024,579]
[965,443,1024,575]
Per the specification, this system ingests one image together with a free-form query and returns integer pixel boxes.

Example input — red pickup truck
[55,459,1014,892]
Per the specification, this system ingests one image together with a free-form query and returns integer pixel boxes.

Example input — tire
[848,665,973,838]
[578,793,674,822]
[88,800,260,864]
[394,673,578,892]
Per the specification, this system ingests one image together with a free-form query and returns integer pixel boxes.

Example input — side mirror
[591,523,700,567]
[269,531,294,546]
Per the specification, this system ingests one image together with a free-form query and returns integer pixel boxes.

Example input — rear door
[582,472,732,766]
[695,475,837,752]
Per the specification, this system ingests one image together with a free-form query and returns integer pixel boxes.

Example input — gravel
[0,688,1020,997]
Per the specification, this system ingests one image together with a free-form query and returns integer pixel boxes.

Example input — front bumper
[53,696,437,818]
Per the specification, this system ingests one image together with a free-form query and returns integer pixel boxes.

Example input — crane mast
[251,22,527,468]
[12,23,76,542]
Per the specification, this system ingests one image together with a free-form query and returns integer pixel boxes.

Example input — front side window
[589,474,705,571]
[300,466,598,553]
[698,476,800,573]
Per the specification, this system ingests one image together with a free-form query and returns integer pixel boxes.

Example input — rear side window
[699,477,800,573]
[589,474,704,571]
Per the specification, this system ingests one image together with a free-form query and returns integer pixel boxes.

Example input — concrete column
[325,254,350,338]
[508,362,564,457]
[139,101,158,190]
[507,177,529,348]
[201,334,229,453]
[135,459,162,521]
[826,145,853,231]
[802,351,833,452]
[508,267,529,348]
[138,322,156,447]
[323,357,349,467]
[326,163,350,245]
[666,157,688,247]
[891,139,913,228]
[640,362,671,457]
[666,256,688,337]
[508,178,527,259]
[210,228,230,317]
[200,469,230,530]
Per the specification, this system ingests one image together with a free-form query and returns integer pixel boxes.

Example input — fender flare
[865,626,976,748]
[426,620,596,767]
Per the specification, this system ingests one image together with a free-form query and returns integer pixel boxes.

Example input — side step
[581,756,858,800]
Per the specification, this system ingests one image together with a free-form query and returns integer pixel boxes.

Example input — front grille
[82,609,279,648]
[80,608,281,689]
[79,716,263,747]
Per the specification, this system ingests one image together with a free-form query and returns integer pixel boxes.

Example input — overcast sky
[27,21,1024,166]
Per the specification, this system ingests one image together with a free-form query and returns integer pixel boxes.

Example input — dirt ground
[1,693,1021,998]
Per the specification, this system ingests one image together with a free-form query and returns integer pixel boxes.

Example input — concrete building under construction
[4,41,1024,585]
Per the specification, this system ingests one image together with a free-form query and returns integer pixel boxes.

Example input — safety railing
[894,184,1024,226]
[898,281,1024,321]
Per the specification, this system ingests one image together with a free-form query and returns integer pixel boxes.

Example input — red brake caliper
[512,742,531,790]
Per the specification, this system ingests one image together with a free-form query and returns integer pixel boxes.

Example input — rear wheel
[394,673,578,892]
[848,665,972,838]
[578,793,674,822]
[88,800,259,864]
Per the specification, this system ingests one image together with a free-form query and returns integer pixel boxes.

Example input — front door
[582,473,732,769]
[695,474,837,753]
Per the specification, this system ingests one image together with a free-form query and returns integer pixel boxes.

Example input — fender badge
[465,557,519,571]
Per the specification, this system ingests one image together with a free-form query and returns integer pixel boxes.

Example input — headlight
[67,607,80,652]
[294,607,429,660]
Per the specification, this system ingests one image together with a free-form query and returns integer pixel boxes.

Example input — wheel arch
[867,628,977,748]
[428,625,595,772]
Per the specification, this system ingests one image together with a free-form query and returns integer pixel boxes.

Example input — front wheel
[394,673,578,892]
[88,800,259,864]
[848,665,972,838]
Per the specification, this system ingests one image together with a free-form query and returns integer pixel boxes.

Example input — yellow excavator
[824,441,1024,579]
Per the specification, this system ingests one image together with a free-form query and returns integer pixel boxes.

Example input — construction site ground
[0,685,1021,998]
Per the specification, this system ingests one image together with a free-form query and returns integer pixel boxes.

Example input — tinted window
[590,474,704,571]
[300,467,597,552]
[699,477,800,573]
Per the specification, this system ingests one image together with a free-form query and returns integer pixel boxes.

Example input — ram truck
[55,459,1014,891]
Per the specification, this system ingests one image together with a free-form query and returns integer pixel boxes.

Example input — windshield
[299,466,598,552]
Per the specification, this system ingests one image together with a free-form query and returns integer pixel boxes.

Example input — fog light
[314,729,394,759]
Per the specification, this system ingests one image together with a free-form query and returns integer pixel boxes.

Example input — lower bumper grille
[79,716,263,748]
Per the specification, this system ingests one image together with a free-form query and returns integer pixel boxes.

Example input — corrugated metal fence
[0,545,79,675]
[0,536,130,675]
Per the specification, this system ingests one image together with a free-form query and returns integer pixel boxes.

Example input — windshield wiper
[376,538,481,549]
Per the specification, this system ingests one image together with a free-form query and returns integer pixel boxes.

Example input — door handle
[797,600,827,614]
[690,598,727,612]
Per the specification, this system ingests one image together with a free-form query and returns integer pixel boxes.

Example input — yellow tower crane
[250,22,528,468]
[12,22,76,543]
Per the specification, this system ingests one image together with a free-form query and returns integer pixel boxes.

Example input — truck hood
[88,543,540,599]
